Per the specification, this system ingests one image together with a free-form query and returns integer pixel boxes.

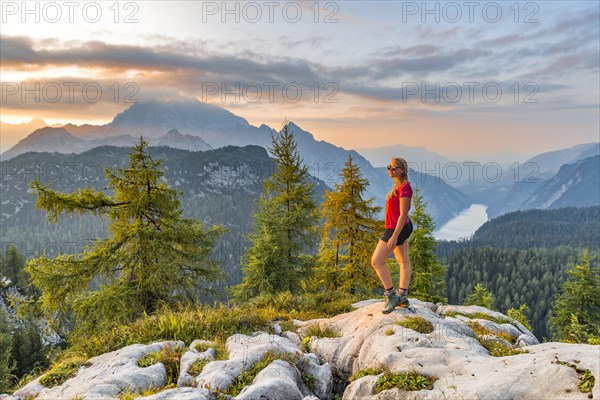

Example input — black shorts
[380,219,413,246]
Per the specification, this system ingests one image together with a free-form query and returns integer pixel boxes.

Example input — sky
[1,0,599,158]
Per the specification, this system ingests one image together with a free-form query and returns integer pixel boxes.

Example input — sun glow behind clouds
[0,1,598,155]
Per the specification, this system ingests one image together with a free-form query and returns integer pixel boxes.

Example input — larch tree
[317,154,381,294]
[233,123,318,301]
[25,137,223,337]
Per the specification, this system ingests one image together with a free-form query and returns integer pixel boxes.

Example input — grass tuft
[38,356,90,388]
[349,367,385,382]
[137,343,185,385]
[466,321,527,357]
[466,321,516,344]
[479,338,528,357]
[303,323,341,339]
[375,370,437,392]
[395,316,434,334]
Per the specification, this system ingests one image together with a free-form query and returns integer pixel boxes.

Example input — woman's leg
[371,240,395,289]
[394,241,411,291]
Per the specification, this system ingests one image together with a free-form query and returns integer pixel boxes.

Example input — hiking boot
[396,291,410,308]
[382,291,400,314]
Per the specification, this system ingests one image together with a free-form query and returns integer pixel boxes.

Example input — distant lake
[434,204,489,241]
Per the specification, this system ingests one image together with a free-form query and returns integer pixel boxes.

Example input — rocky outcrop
[4,299,599,400]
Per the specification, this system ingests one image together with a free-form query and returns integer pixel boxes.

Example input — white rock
[34,341,183,400]
[195,360,243,391]
[227,332,302,367]
[12,377,45,399]
[299,353,332,400]
[138,387,212,399]
[282,331,302,346]
[516,333,540,347]
[196,332,304,392]
[235,359,304,400]
[299,301,599,400]
[178,340,216,387]
[343,375,379,399]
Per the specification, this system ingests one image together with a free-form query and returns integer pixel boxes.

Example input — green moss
[557,360,595,393]
[375,370,437,392]
[38,356,90,388]
[385,328,395,336]
[579,369,595,393]
[395,316,434,334]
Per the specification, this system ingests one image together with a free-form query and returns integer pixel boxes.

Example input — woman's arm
[387,196,411,249]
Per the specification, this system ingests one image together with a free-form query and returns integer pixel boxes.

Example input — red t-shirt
[384,181,412,229]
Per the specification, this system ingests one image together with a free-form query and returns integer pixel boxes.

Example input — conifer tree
[464,283,495,309]
[408,187,447,303]
[0,307,13,393]
[25,137,223,336]
[1,245,27,290]
[317,154,381,293]
[548,250,600,342]
[233,123,318,300]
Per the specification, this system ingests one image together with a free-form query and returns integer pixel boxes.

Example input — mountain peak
[29,126,79,140]
[164,129,183,137]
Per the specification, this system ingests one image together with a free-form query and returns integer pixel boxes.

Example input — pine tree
[317,155,381,293]
[0,307,14,393]
[408,187,447,303]
[233,123,318,300]
[10,317,48,380]
[548,250,600,343]
[1,245,27,290]
[464,283,495,309]
[25,137,224,337]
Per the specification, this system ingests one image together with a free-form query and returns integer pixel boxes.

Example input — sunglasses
[387,165,400,171]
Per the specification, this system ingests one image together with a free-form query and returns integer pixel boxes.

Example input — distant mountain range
[0,100,471,226]
[2,99,598,226]
[1,127,212,160]
[486,153,600,218]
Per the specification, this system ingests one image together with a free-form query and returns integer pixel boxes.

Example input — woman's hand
[387,232,399,249]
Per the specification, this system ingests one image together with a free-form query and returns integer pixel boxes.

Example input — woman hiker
[371,157,413,314]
